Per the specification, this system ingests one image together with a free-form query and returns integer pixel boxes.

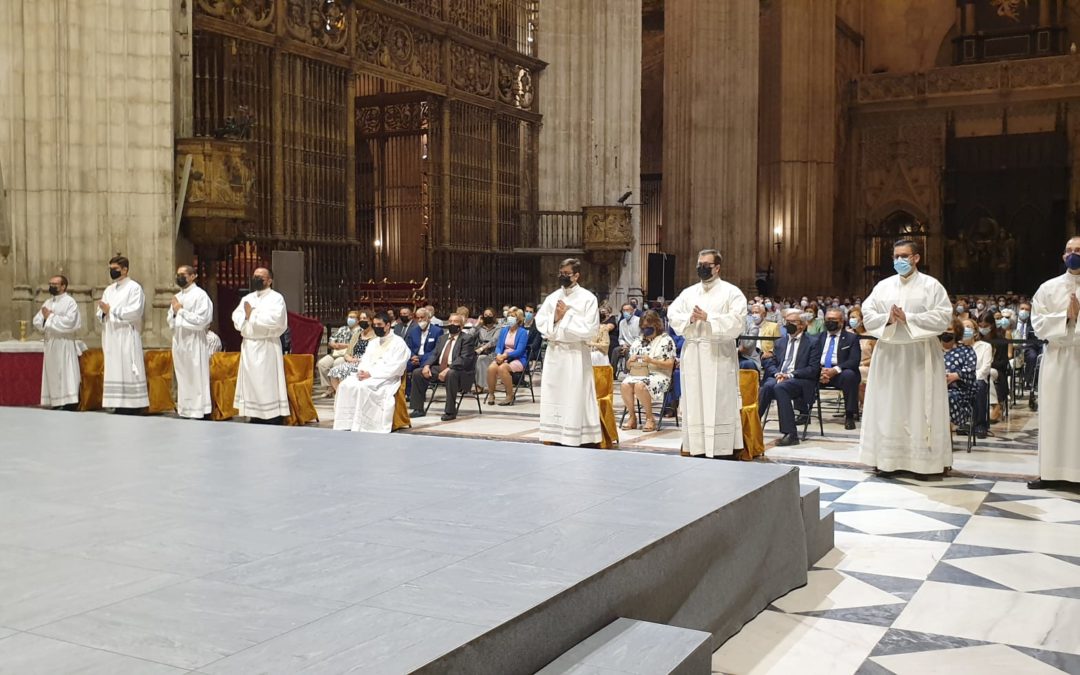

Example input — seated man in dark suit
[818,307,862,430]
[404,307,443,374]
[1015,301,1042,394]
[409,312,478,421]
[759,309,823,446]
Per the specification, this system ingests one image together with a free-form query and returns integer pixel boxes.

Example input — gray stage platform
[0,408,812,674]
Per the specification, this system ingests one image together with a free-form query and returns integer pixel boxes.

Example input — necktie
[781,337,796,374]
[440,336,454,370]
[824,335,836,368]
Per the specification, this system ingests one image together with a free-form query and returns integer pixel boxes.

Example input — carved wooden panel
[450,44,494,97]
[496,60,535,110]
[355,9,443,83]
[284,0,350,52]
[195,0,275,31]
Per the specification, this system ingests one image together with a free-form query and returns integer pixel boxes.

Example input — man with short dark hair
[334,311,411,432]
[232,267,289,423]
[392,306,415,339]
[168,265,214,419]
[535,258,603,446]
[98,255,149,412]
[859,239,953,475]
[819,307,862,430]
[33,274,82,409]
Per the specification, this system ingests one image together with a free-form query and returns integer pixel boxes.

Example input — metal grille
[448,100,494,250]
[497,0,538,56]
[496,117,523,251]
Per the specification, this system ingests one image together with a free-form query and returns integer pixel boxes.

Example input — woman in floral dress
[620,310,676,432]
[327,310,375,395]
[942,318,977,431]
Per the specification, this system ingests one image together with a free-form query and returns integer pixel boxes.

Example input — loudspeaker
[647,253,676,302]
[271,250,305,314]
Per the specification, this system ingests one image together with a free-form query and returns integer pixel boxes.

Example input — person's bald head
[252,267,272,288]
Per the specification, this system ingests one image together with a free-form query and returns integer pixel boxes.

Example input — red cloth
[288,312,323,356]
[0,352,44,406]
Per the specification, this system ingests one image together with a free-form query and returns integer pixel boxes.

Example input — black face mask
[784,322,799,335]
[558,274,573,288]
[176,275,189,288]
[250,276,265,291]
[373,326,387,338]
[358,321,370,330]
[824,320,840,333]
[48,286,60,296]
[399,315,410,323]
[482,315,495,325]
[696,264,713,280]
[109,268,121,280]
[448,324,462,335]
[939,333,955,344]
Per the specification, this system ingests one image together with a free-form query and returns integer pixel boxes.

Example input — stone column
[663,0,759,292]
[0,0,176,346]
[758,0,837,296]
[537,0,642,306]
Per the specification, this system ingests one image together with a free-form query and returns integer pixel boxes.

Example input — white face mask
[418,320,429,330]
[751,315,763,325]
[507,317,518,327]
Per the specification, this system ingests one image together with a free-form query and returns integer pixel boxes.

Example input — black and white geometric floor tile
[712,466,1080,675]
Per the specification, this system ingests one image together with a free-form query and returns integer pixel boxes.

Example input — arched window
[865,210,928,288]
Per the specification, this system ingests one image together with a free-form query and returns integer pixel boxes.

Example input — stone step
[536,618,713,675]
[799,482,835,567]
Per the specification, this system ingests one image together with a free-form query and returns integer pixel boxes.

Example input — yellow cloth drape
[77,348,105,411]
[144,350,175,414]
[208,353,318,425]
[77,349,173,413]
[738,368,765,461]
[283,354,318,426]
[392,375,411,431]
[592,365,619,449]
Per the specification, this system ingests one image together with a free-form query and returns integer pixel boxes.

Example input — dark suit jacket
[818,330,861,373]
[425,329,478,371]
[763,332,822,382]
[392,319,415,339]
[406,323,444,360]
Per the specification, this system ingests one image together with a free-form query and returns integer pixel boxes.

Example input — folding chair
[618,372,678,431]
[761,382,824,441]
[512,342,542,403]
[423,374,483,416]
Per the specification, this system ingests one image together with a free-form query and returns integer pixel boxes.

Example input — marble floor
[312,379,1080,674]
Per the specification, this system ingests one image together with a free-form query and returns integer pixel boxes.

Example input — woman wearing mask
[587,307,611,366]
[619,310,676,432]
[473,307,501,393]
[849,308,873,409]
[962,317,992,438]
[978,312,1010,422]
[486,307,528,406]
[326,311,376,396]
[804,301,825,335]
[942,319,978,432]
[599,304,620,366]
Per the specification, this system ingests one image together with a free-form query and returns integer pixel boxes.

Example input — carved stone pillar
[663,0,759,292]
[758,0,837,296]
[537,0,642,305]
[0,0,177,346]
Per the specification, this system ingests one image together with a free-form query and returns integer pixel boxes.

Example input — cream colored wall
[863,0,955,73]
[0,0,177,347]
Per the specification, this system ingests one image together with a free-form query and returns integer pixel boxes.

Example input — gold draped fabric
[592,365,619,449]
[392,375,411,431]
[738,368,765,461]
[209,353,319,425]
[77,349,173,413]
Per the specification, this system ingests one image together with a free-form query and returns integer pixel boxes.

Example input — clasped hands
[40,307,52,320]
[887,305,906,325]
[1068,294,1080,322]
[244,301,253,320]
[170,297,183,313]
[97,300,111,317]
[554,299,568,323]
[690,305,708,323]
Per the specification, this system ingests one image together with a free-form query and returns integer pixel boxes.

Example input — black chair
[511,342,542,403]
[762,382,824,441]
[424,374,483,416]
[618,371,678,431]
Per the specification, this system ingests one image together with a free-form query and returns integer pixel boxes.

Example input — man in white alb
[98,255,149,412]
[1028,236,1080,489]
[232,267,290,423]
[168,265,213,419]
[334,312,411,433]
[33,274,82,409]
[859,239,953,476]
[535,258,602,446]
[667,249,746,458]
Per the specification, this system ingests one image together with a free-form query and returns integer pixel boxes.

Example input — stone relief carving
[858,55,1080,103]
[195,0,275,30]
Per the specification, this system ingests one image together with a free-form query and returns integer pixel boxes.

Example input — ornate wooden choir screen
[190,0,543,322]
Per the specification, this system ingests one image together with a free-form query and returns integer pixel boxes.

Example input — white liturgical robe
[859,270,953,474]
[168,284,213,418]
[536,284,602,446]
[231,289,290,419]
[33,292,83,407]
[333,333,410,433]
[1031,271,1080,482]
[668,278,746,457]
[98,278,149,408]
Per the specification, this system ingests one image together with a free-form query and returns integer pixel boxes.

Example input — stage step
[799,483,836,567]
[536,618,713,675]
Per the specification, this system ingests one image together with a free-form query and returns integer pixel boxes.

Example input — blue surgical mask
[1067,253,1080,270]
[623,311,632,320]
[765,302,773,310]
[507,317,518,327]
[894,258,913,276]
[848,317,859,329]
[997,318,1010,329]
[751,315,763,325]
[979,326,991,336]
[346,317,357,327]
[1019,310,1030,321]
[963,328,975,340]
[956,305,965,314]
[642,327,656,336]
[525,311,534,322]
